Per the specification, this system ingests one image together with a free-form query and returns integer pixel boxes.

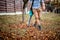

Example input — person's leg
[37,9,41,30]
[37,9,41,25]
[22,9,25,23]
[27,10,33,26]
[22,2,28,22]
[33,9,41,30]
[22,4,25,23]
[27,15,32,26]
[33,9,38,25]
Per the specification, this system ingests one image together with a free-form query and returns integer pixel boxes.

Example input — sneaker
[37,25,41,30]
[33,23,37,27]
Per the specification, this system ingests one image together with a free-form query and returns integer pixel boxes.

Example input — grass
[0,12,60,30]
[0,12,60,40]
[24,13,60,30]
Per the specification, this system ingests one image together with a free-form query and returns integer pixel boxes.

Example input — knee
[35,17,40,20]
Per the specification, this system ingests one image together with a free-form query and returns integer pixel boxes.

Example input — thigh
[38,7,42,17]
[37,9,40,16]
[33,9,40,18]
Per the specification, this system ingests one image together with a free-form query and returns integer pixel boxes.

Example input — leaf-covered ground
[0,13,60,40]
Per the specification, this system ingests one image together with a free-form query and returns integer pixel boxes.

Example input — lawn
[25,12,60,30]
[0,12,60,40]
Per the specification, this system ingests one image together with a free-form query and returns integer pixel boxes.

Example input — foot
[33,23,37,27]
[37,25,41,30]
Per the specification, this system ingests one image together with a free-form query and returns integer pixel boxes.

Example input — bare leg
[33,9,41,30]
[33,9,40,25]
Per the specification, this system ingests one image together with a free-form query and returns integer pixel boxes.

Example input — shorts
[32,7,41,12]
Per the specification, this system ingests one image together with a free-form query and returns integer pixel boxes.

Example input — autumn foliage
[0,23,60,40]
